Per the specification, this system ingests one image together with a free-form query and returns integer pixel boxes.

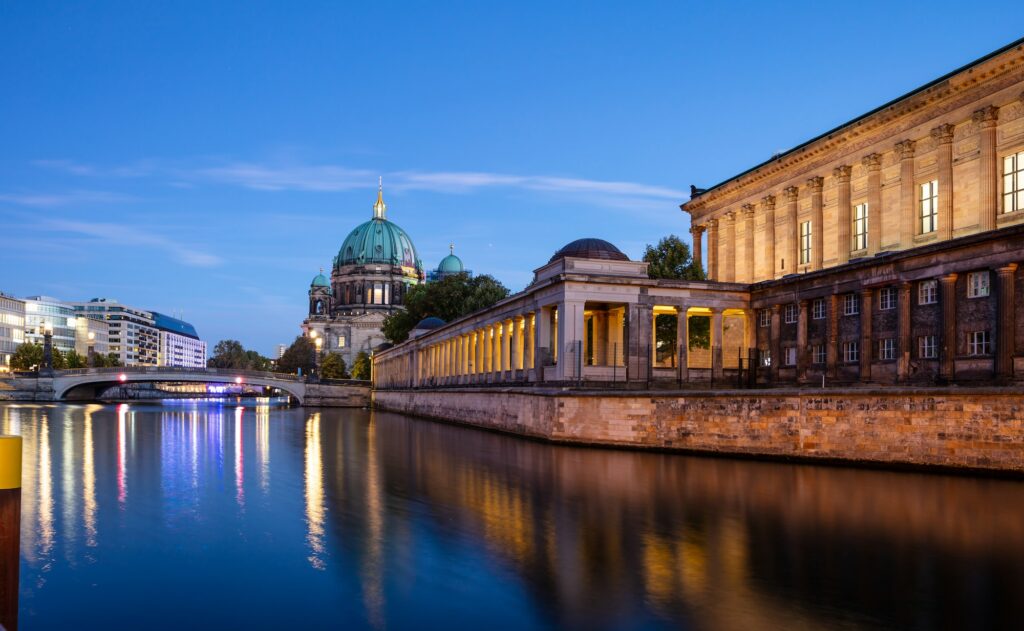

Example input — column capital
[771,303,782,313]
[971,105,999,127]
[760,194,776,210]
[895,139,916,160]
[690,224,705,236]
[940,272,958,284]
[783,186,799,202]
[860,287,874,297]
[832,165,852,182]
[798,298,810,307]
[930,123,955,144]
[723,210,736,222]
[861,153,882,170]
[805,176,824,192]
[740,203,755,219]
[707,217,718,229]
[996,263,1018,276]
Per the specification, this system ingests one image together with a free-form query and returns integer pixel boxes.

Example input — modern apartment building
[152,312,207,368]
[0,292,25,371]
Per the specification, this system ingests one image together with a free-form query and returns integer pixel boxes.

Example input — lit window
[843,341,859,363]
[918,280,938,305]
[784,347,797,366]
[879,338,896,360]
[879,287,896,310]
[337,335,347,348]
[853,203,868,251]
[812,298,826,320]
[760,349,771,367]
[784,304,798,324]
[1004,151,1024,213]
[920,180,938,234]
[843,293,859,316]
[967,271,990,298]
[800,221,812,265]
[812,345,826,364]
[372,283,384,304]
[759,309,770,327]
[918,335,937,359]
[968,331,991,356]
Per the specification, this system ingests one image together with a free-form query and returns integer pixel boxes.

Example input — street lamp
[314,336,323,378]
[41,321,54,373]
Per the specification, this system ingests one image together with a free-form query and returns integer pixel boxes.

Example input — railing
[54,366,308,382]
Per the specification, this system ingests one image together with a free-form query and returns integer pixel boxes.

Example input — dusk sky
[2,2,1022,355]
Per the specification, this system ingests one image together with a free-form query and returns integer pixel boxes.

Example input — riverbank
[372,386,1024,474]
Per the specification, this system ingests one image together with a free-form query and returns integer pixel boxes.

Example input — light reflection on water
[1,400,1023,631]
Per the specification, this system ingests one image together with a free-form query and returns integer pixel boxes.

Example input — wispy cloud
[0,189,135,207]
[42,219,222,267]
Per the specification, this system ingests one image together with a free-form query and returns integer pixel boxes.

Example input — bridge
[0,366,370,407]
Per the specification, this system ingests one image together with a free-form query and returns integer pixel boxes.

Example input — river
[1,401,1022,630]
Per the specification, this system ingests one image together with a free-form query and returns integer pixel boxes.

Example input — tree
[9,343,43,371]
[350,351,372,381]
[382,273,510,343]
[643,234,704,280]
[319,352,349,379]
[65,350,86,369]
[276,336,316,375]
[207,340,272,370]
[50,347,65,370]
[91,352,122,368]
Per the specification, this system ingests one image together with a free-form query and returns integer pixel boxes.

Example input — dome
[549,238,629,263]
[310,271,330,288]
[413,316,446,330]
[334,185,423,274]
[438,244,464,274]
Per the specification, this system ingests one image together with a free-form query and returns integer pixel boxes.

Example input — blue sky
[2,2,1021,355]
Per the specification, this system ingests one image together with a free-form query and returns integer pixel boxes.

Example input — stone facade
[373,387,1024,472]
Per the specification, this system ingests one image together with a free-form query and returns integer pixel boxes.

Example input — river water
[1,401,1022,630]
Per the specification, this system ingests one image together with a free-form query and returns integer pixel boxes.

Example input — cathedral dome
[334,185,423,274]
[549,238,629,263]
[437,244,465,274]
[310,271,330,288]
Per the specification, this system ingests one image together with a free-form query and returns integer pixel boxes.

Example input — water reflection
[3,402,1023,630]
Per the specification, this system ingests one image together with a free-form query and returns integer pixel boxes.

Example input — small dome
[413,316,446,330]
[550,238,629,263]
[310,272,330,288]
[438,253,464,274]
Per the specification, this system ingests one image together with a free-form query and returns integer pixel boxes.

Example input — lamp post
[309,330,321,380]
[315,337,323,378]
[41,322,54,375]
[87,331,96,366]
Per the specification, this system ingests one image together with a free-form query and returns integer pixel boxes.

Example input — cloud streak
[0,189,135,207]
[42,219,222,267]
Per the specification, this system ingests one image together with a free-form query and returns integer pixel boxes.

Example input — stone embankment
[372,387,1024,473]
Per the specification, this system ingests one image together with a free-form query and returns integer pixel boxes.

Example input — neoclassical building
[302,185,425,368]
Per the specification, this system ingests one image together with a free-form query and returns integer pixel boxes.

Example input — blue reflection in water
[1,401,1023,631]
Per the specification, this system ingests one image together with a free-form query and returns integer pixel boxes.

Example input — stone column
[895,139,916,248]
[525,313,536,371]
[628,304,653,384]
[783,187,799,274]
[535,307,552,378]
[797,299,809,382]
[494,323,503,375]
[807,176,824,270]
[898,282,912,382]
[511,316,522,372]
[974,106,999,231]
[996,264,1018,379]
[939,273,958,381]
[676,308,689,382]
[503,319,513,374]
[863,153,882,255]
[762,195,776,279]
[690,225,705,277]
[834,165,852,265]
[723,211,736,282]
[859,289,873,382]
[742,204,756,282]
[827,294,840,379]
[931,123,955,241]
[769,304,781,382]
[707,219,719,281]
[710,309,723,381]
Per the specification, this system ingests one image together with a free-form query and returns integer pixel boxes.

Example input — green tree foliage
[687,315,711,350]
[350,351,372,381]
[50,347,65,370]
[98,352,122,368]
[382,273,510,343]
[642,234,704,280]
[9,343,43,370]
[319,352,349,379]
[276,336,316,375]
[654,314,678,366]
[64,350,86,369]
[208,339,271,370]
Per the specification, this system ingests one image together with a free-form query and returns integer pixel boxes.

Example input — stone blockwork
[373,388,1024,473]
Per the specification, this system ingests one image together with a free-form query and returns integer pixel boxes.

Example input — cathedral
[301,183,465,368]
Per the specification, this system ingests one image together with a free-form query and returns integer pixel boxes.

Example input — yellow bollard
[0,435,21,631]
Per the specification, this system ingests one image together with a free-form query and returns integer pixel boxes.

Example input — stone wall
[373,387,1024,473]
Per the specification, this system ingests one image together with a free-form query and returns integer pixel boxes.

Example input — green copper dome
[334,186,423,275]
[437,244,464,274]
[310,271,330,287]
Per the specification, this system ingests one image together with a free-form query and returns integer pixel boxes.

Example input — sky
[2,1,1022,355]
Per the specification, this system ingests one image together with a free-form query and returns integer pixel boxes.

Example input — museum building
[373,37,1024,388]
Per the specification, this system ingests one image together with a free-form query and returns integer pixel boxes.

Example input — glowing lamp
[118,373,127,383]
[235,376,243,384]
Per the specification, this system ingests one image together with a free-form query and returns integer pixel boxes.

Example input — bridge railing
[55,366,308,382]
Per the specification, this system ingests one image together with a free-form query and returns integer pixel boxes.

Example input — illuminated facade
[0,292,25,371]
[73,315,110,359]
[23,296,78,354]
[152,312,207,368]
[302,184,426,369]
[70,299,160,367]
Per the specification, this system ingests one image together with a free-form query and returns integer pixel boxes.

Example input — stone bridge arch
[52,369,307,404]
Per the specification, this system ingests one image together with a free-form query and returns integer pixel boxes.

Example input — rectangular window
[812,298,826,320]
[879,287,896,311]
[1004,151,1024,213]
[843,341,859,363]
[759,309,770,327]
[920,180,938,234]
[853,203,868,251]
[800,220,812,264]
[967,271,990,298]
[918,279,938,305]
[843,293,859,316]
[879,338,896,360]
[812,344,826,364]
[338,335,347,348]
[968,331,991,356]
[784,347,797,366]
[918,335,937,359]
[784,304,798,324]
[760,349,772,367]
